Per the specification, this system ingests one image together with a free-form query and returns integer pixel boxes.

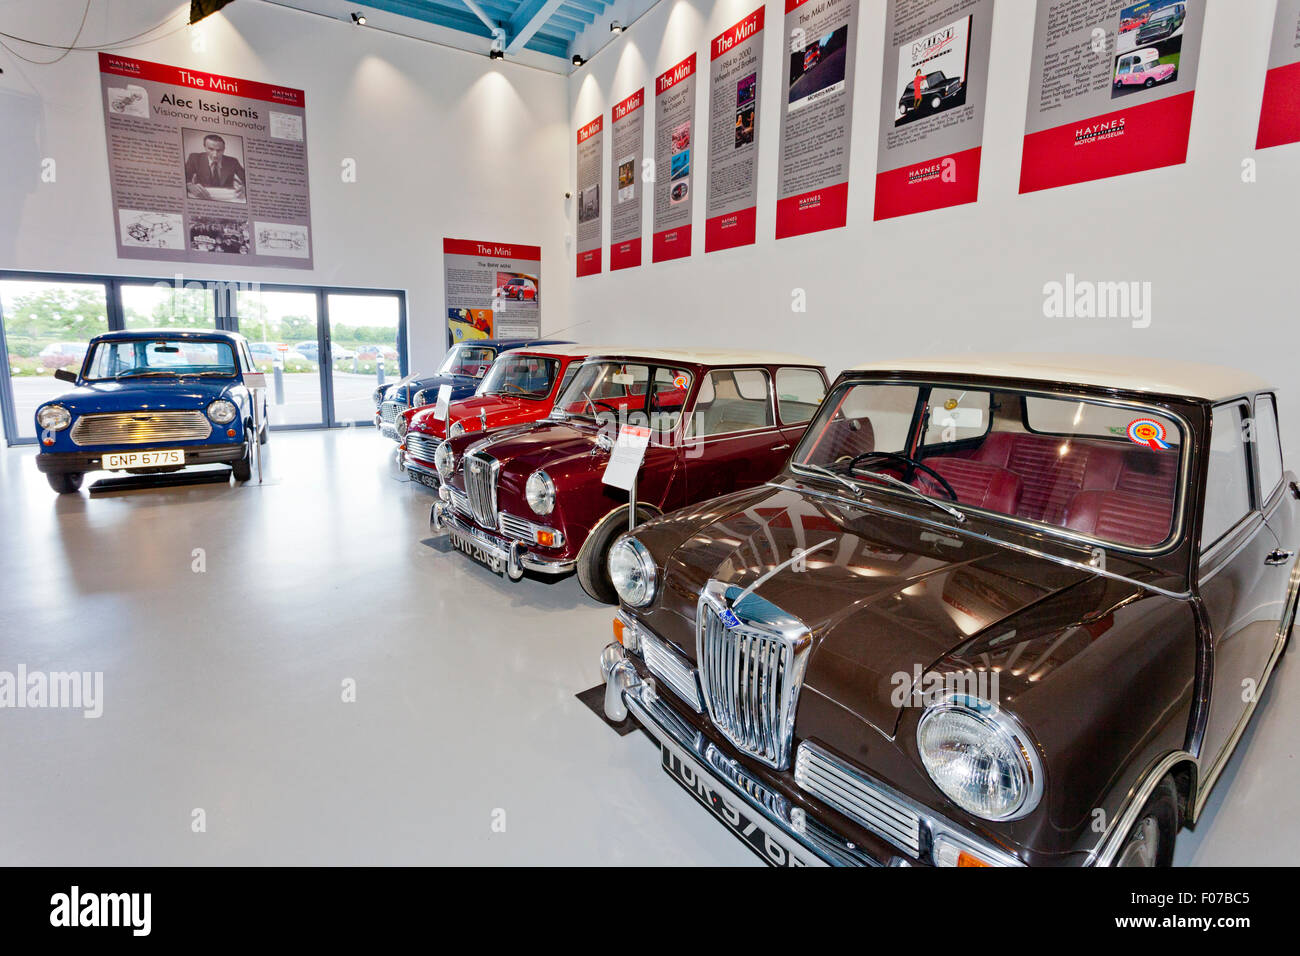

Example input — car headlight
[373,386,388,405]
[435,441,455,479]
[608,535,657,607]
[207,399,237,424]
[917,695,1043,821]
[37,405,71,431]
[449,421,465,438]
[525,470,555,515]
[396,415,408,438]
[413,390,430,407]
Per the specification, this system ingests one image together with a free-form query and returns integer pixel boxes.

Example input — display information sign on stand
[706,7,765,252]
[775,0,860,239]
[874,0,994,220]
[1019,0,1205,194]
[1257,0,1300,150]
[576,115,604,277]
[609,89,645,271]
[652,54,697,263]
[602,424,652,490]
[442,238,541,344]
[98,53,313,268]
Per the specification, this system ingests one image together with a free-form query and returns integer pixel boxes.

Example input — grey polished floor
[0,429,1294,866]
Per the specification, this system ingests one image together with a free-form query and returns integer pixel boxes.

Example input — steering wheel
[846,451,960,502]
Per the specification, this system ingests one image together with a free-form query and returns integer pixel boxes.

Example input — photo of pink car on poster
[1112,1,1187,98]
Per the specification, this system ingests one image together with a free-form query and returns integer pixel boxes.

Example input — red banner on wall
[1257,0,1300,150]
[652,54,697,263]
[575,115,604,277]
[705,8,765,253]
[609,88,645,271]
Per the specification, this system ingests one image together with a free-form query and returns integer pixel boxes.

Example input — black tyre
[576,504,656,604]
[47,471,84,494]
[231,432,253,482]
[1144,78,1156,88]
[1115,775,1178,867]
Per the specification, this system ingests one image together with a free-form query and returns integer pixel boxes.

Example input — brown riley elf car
[600,355,1297,867]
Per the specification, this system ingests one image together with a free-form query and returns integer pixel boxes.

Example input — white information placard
[602,425,652,491]
[433,384,453,421]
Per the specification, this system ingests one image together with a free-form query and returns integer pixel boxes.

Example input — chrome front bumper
[430,500,576,579]
[600,642,883,868]
[405,456,441,489]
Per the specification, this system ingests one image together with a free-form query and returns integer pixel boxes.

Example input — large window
[0,271,406,444]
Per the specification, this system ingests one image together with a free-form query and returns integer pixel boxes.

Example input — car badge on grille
[718,606,742,630]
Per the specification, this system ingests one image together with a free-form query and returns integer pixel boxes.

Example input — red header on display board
[775,183,849,240]
[713,8,765,60]
[576,248,602,276]
[705,207,757,253]
[613,89,644,119]
[784,0,815,13]
[1257,60,1300,150]
[610,237,642,270]
[656,54,696,94]
[1019,93,1195,194]
[874,147,982,221]
[442,238,542,260]
[652,224,692,263]
[577,116,603,143]
[98,52,305,107]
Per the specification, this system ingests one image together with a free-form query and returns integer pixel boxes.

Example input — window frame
[1199,399,1258,557]
[774,366,828,428]
[683,366,777,441]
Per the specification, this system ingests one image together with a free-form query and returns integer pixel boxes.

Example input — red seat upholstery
[917,458,1023,515]
[1062,491,1173,547]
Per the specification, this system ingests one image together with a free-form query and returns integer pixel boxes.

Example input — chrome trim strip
[771,480,1192,601]
[794,742,922,854]
[1089,750,1196,867]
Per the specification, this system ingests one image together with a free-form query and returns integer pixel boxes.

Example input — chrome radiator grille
[405,433,441,462]
[448,487,471,517]
[641,631,702,712]
[794,742,922,855]
[380,400,408,424]
[462,453,498,529]
[70,411,212,447]
[696,585,811,770]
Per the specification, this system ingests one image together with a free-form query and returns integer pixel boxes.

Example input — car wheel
[1144,78,1156,88]
[231,430,253,482]
[1115,776,1178,867]
[576,504,657,604]
[931,95,942,109]
[47,471,84,494]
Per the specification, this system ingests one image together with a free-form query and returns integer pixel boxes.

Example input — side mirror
[54,368,77,383]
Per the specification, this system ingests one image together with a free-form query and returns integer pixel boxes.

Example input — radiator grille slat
[794,743,922,854]
[640,632,702,712]
[70,411,212,447]
[463,453,498,529]
[380,400,408,425]
[406,434,441,462]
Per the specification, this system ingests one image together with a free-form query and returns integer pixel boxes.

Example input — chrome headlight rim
[449,420,466,439]
[412,389,429,407]
[434,441,455,479]
[608,534,657,608]
[36,404,71,432]
[206,399,238,424]
[396,415,409,438]
[524,469,556,516]
[916,693,1043,822]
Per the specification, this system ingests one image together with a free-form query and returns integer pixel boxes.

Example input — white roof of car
[497,344,590,357]
[846,354,1271,401]
[560,346,822,367]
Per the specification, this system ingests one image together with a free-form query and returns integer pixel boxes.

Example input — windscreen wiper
[851,467,966,523]
[798,462,868,499]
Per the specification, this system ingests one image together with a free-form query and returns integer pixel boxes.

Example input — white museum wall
[0,0,572,374]
[566,0,1300,452]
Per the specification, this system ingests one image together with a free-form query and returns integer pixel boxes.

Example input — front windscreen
[793,381,1185,550]
[477,354,559,399]
[84,339,237,380]
[555,361,693,436]
[436,345,496,377]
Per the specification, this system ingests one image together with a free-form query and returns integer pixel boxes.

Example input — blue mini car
[34,329,268,494]
[373,338,572,439]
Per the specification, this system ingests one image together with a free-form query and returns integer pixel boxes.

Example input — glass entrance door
[234,287,325,428]
[119,281,218,331]
[325,293,403,426]
[0,278,111,442]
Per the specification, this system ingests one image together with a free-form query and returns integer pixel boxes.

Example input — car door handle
[1265,549,1294,566]
[772,444,790,452]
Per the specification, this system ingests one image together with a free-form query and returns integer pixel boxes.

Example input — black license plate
[661,744,813,867]
[449,527,505,573]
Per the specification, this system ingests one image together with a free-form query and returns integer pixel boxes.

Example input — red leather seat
[917,458,1023,515]
[1062,490,1173,547]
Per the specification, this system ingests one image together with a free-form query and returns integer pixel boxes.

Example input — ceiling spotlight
[489,48,505,60]
[572,54,585,66]
[351,12,366,25]
[610,21,624,33]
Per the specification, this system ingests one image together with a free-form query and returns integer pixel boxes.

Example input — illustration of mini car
[1114,48,1178,88]
[803,45,821,71]
[125,215,175,244]
[257,228,306,250]
[898,70,965,117]
[1135,3,1185,45]
[494,277,537,302]
[670,181,688,202]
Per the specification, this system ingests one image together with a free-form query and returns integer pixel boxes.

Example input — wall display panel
[775,0,861,239]
[98,53,313,269]
[1257,0,1300,150]
[576,115,604,277]
[705,7,766,252]
[1019,0,1205,193]
[442,238,541,343]
[652,54,698,263]
[609,89,646,271]
[874,0,995,220]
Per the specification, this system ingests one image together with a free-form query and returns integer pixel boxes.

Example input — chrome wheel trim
[1116,815,1160,867]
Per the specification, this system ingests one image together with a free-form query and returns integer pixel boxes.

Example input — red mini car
[399,345,588,489]
[430,348,829,602]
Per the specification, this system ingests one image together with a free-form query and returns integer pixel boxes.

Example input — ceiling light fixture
[572,54,585,66]
[351,12,366,25]
[489,47,504,60]
[610,21,624,33]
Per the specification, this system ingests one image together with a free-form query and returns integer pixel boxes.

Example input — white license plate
[102,449,185,470]
[661,743,816,867]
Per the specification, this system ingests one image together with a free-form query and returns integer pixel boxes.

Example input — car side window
[1202,402,1254,551]
[1254,394,1284,503]
[775,367,826,425]
[554,362,581,400]
[686,368,773,438]
[645,367,693,434]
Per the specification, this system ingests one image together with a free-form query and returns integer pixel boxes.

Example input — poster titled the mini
[99,53,313,269]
